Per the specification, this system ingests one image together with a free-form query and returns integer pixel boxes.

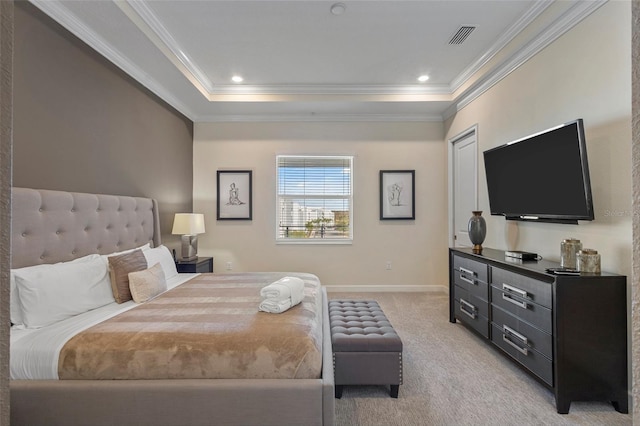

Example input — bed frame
[10,187,335,426]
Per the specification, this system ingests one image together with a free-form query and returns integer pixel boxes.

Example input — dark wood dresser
[449,247,627,414]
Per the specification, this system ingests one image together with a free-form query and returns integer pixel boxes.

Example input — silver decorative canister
[577,249,601,274]
[560,238,582,269]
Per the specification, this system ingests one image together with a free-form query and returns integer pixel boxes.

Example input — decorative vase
[577,248,601,274]
[560,238,582,269]
[468,211,486,253]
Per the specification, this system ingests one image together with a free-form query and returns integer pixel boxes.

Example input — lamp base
[181,234,198,261]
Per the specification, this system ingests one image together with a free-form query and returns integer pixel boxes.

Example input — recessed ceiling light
[418,75,429,83]
[231,75,244,83]
[330,3,346,15]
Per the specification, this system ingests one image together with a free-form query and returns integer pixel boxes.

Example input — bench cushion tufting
[329,300,402,352]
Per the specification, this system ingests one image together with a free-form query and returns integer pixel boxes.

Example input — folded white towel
[260,276,305,305]
[259,298,292,314]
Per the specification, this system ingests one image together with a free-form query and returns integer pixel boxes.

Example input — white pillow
[10,253,102,326]
[128,263,167,303]
[10,273,21,326]
[143,245,178,281]
[14,255,115,328]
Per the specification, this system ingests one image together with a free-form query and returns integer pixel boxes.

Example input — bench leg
[335,385,343,399]
[390,385,399,398]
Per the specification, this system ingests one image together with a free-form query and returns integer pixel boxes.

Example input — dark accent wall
[13,1,193,243]
[0,2,13,423]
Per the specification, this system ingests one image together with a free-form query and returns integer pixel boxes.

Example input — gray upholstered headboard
[11,188,161,269]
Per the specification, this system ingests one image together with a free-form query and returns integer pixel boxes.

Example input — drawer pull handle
[459,298,477,319]
[502,293,528,310]
[502,333,529,356]
[502,283,529,299]
[503,325,528,346]
[459,267,475,277]
[459,274,475,285]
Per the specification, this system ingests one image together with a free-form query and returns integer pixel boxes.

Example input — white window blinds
[276,155,353,242]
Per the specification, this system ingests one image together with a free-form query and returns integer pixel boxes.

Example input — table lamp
[172,213,205,261]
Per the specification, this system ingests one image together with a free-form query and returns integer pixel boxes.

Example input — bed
[9,187,335,426]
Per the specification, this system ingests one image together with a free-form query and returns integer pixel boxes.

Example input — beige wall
[194,121,448,289]
[445,0,632,278]
[12,1,194,246]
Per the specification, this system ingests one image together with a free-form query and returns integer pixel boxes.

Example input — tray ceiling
[31,0,606,122]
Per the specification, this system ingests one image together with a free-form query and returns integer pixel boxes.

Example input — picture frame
[380,170,415,220]
[217,170,252,220]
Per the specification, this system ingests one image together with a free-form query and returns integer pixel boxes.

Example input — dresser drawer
[492,304,552,359]
[491,286,552,333]
[453,270,489,302]
[491,323,553,386]
[491,267,552,309]
[453,255,489,301]
[454,285,489,338]
[453,255,488,284]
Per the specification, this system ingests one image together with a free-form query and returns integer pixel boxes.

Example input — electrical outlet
[226,261,233,270]
[386,261,392,270]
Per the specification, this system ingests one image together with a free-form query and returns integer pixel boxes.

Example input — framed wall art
[217,170,252,220]
[380,170,415,220]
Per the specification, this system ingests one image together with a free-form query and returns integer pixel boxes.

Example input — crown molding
[197,113,444,123]
[30,0,197,121]
[443,0,608,120]
[449,0,554,92]
[121,0,214,94]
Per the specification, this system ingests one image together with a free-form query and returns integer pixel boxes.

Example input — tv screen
[483,119,594,224]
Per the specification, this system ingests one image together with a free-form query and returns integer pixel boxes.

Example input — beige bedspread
[58,272,323,380]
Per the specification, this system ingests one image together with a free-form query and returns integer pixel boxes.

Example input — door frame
[448,124,479,248]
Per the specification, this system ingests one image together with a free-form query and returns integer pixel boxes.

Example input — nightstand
[176,256,213,273]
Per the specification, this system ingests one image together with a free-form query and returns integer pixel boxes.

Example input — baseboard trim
[325,285,447,293]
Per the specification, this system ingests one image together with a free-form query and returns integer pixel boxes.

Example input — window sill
[275,239,353,245]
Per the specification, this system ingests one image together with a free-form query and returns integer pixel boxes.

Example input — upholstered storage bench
[329,300,403,398]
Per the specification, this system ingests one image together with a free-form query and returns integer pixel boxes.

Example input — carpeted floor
[328,291,631,426]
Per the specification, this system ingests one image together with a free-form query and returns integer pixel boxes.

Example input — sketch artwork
[227,183,245,205]
[380,170,415,220]
[387,182,403,207]
[217,171,252,220]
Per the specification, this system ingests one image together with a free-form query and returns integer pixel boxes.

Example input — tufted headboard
[11,188,161,269]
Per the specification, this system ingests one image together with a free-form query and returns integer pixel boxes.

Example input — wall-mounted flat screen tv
[483,119,594,224]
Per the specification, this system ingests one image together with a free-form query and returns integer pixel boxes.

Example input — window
[276,155,353,243]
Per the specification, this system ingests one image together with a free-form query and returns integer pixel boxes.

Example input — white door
[451,129,477,247]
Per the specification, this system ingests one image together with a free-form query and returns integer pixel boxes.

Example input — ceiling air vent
[449,26,476,45]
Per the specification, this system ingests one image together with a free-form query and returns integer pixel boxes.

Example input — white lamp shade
[172,213,205,235]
